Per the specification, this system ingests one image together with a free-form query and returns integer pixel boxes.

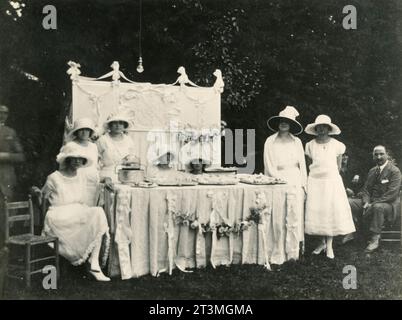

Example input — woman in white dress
[304,115,355,259]
[41,143,111,281]
[264,106,307,260]
[63,118,99,205]
[97,113,137,185]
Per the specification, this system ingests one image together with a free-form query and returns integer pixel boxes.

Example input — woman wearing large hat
[264,106,307,262]
[96,112,138,183]
[304,115,355,259]
[63,118,99,205]
[65,117,98,166]
[41,142,111,281]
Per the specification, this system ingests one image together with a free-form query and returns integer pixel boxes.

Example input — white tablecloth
[105,183,301,279]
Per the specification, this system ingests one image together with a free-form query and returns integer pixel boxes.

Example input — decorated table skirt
[105,184,301,279]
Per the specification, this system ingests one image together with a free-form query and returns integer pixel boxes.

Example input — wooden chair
[5,195,59,288]
[0,247,8,298]
[380,191,402,246]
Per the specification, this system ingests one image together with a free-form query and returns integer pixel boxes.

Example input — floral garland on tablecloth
[200,221,234,239]
[166,202,269,240]
[165,190,271,237]
[164,190,272,272]
[170,211,235,241]
[172,211,196,227]
[235,204,270,231]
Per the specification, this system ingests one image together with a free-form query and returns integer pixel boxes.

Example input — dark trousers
[348,198,393,235]
[0,195,5,249]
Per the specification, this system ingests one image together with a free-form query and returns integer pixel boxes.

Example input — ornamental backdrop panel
[67,62,224,168]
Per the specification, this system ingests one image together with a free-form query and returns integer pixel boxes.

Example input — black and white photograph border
[0,0,401,301]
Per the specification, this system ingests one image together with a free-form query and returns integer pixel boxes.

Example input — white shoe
[326,248,334,259]
[89,269,111,282]
[365,235,380,253]
[312,242,326,255]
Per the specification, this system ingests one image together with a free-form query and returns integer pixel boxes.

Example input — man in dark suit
[345,145,401,252]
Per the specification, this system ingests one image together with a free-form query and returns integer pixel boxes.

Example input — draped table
[104,183,301,279]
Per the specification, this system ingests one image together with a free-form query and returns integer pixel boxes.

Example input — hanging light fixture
[136,0,144,73]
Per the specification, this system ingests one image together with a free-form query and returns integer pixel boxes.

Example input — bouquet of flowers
[173,211,195,226]
[216,222,234,239]
[200,222,215,234]
[233,221,250,234]
[190,220,199,230]
[233,205,267,234]
[246,206,266,225]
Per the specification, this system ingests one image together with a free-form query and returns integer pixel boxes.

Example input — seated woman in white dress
[304,115,355,259]
[264,106,307,260]
[41,143,111,281]
[97,113,137,187]
[63,118,99,205]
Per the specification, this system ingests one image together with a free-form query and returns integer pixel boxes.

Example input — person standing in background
[0,105,25,248]
[339,151,363,198]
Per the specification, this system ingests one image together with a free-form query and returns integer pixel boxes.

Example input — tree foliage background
[0,0,401,192]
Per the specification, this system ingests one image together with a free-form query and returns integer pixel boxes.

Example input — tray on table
[237,174,287,185]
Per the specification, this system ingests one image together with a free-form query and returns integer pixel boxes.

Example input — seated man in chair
[344,145,401,252]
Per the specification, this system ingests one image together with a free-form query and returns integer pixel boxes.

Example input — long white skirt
[305,174,355,236]
[43,203,110,266]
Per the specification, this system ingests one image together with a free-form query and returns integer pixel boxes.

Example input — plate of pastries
[204,166,238,174]
[237,173,287,185]
[154,177,199,186]
[195,174,239,185]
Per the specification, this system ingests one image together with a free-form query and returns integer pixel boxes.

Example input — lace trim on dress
[70,228,110,266]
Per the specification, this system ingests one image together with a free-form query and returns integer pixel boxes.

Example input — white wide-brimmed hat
[56,142,93,168]
[305,114,341,135]
[267,106,303,135]
[103,113,133,131]
[68,118,95,139]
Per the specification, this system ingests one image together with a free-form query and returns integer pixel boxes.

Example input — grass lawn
[3,237,402,300]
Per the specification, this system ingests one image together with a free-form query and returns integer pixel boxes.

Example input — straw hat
[305,114,341,135]
[56,142,93,168]
[103,113,132,131]
[267,106,303,135]
[68,118,95,139]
